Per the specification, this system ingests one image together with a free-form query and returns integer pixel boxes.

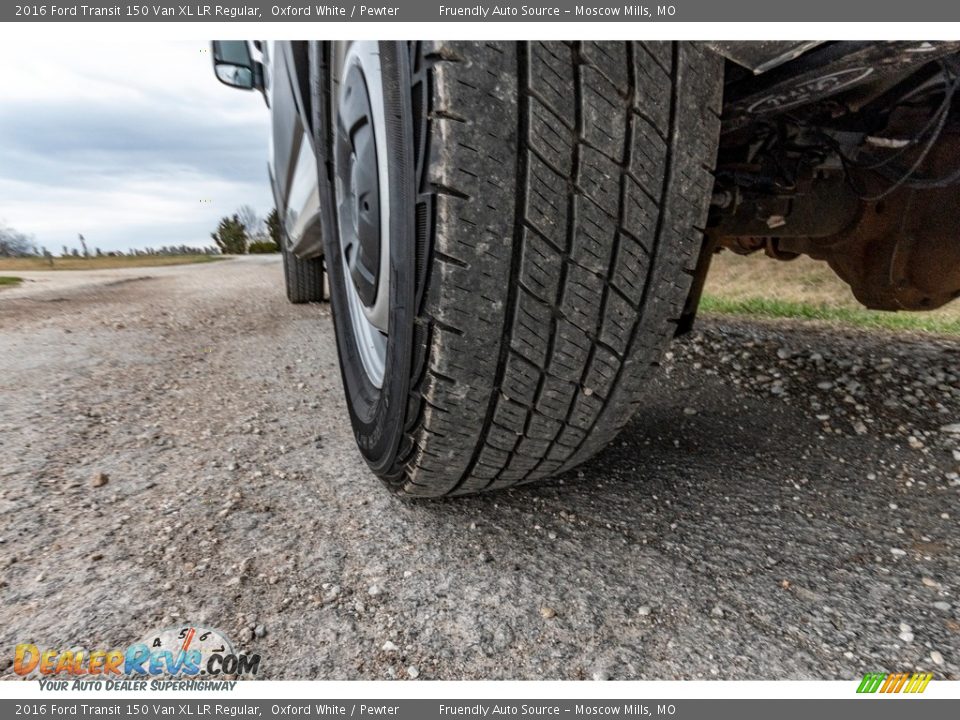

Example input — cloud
[0,39,272,252]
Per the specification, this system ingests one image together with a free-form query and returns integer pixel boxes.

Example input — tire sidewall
[325,41,416,476]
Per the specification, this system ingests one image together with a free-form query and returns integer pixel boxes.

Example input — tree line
[0,205,282,259]
[210,206,282,255]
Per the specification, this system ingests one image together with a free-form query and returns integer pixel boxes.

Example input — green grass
[0,276,24,288]
[700,294,960,336]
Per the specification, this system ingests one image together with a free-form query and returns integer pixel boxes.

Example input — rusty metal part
[722,41,960,133]
[777,190,960,311]
[713,130,960,312]
[715,237,803,262]
[710,175,861,240]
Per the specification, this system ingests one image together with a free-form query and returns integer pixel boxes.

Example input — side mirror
[211,41,264,92]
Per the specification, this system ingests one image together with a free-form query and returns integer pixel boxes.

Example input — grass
[0,255,226,271]
[700,295,960,335]
[0,276,24,288]
[701,252,960,336]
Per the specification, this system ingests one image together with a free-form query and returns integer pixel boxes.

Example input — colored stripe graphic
[857,673,886,693]
[906,673,934,693]
[857,672,933,694]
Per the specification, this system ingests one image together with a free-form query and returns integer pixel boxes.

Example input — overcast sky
[1,39,272,253]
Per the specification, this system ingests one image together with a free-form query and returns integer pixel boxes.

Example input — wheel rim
[335,42,390,388]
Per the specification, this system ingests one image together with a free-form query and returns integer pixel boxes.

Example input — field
[702,251,960,335]
[0,254,226,271]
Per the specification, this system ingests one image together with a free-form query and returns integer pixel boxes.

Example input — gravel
[0,256,957,681]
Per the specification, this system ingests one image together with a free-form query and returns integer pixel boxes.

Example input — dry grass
[702,251,960,335]
[0,255,226,271]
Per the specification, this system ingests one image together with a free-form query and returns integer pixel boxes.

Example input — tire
[325,41,723,496]
[281,244,325,303]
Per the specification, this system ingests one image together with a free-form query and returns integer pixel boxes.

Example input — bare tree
[0,222,36,257]
[236,205,263,238]
[78,233,89,258]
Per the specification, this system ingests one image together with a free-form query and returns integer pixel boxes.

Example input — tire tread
[283,247,325,304]
[396,41,721,496]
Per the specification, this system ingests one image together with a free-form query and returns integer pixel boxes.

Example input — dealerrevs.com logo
[15,626,260,690]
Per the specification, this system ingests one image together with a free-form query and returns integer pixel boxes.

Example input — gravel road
[1,255,958,680]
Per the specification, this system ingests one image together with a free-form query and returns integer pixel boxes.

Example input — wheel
[281,243,325,303]
[323,41,723,496]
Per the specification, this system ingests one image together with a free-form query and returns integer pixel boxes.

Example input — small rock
[382,641,399,653]
[922,577,941,588]
[407,665,420,679]
[940,423,960,435]
[890,548,907,557]
[711,605,725,618]
[683,407,697,416]
[540,606,557,619]
[933,601,951,612]
[637,605,652,617]
[368,584,382,597]
[91,472,109,488]
[852,421,868,435]
[592,670,610,681]
[254,625,266,639]
[930,651,945,666]
[908,436,925,449]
